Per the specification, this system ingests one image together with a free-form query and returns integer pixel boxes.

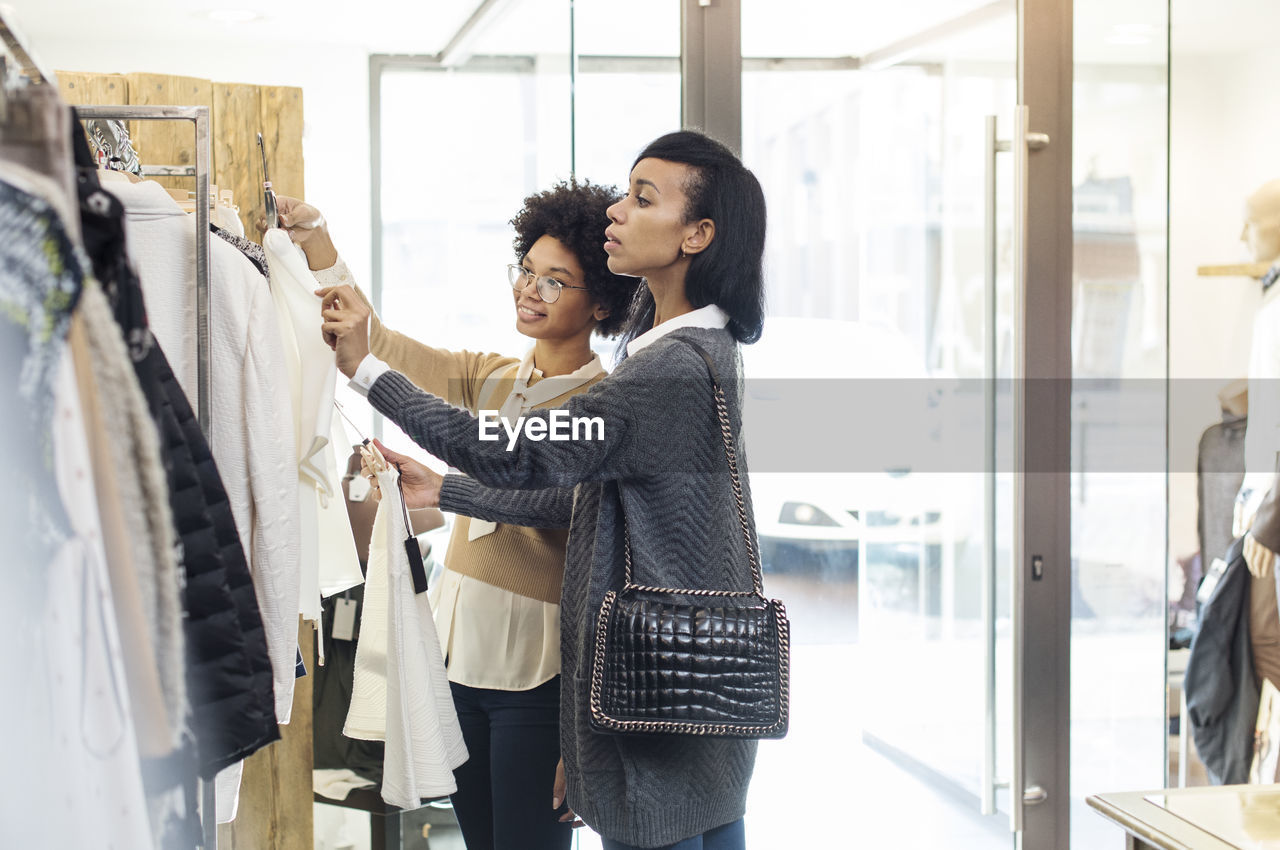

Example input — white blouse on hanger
[102,179,301,725]
[261,229,363,625]
[35,348,157,850]
[346,460,468,809]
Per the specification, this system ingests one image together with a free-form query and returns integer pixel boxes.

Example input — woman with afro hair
[271,180,637,850]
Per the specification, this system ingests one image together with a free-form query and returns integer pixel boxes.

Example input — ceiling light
[207,9,260,23]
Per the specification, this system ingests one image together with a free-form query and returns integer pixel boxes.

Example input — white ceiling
[19,0,480,54]
[13,0,1277,68]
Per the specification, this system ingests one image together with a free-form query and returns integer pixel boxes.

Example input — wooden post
[212,83,263,236]
[218,622,316,850]
[57,72,129,107]
[123,73,214,194]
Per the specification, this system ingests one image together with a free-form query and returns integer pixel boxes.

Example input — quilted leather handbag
[588,340,790,739]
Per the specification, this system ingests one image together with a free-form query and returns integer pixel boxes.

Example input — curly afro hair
[510,179,637,339]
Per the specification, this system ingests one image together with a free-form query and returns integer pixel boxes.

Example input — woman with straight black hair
[611,132,767,355]
[319,129,768,850]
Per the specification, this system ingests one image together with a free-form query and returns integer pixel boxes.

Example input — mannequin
[1241,179,1280,267]
[1237,179,1280,701]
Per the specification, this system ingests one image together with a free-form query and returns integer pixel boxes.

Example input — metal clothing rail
[75,105,213,441]
[74,104,217,850]
[0,3,53,87]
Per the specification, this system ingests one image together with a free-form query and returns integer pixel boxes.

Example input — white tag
[347,475,371,503]
[332,598,357,641]
[1197,558,1229,605]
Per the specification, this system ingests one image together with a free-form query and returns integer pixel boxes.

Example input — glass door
[1070,0,1170,845]
[738,1,1021,846]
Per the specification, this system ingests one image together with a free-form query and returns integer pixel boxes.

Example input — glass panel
[571,0,681,202]
[741,1,1015,845]
[377,2,573,456]
[1071,0,1170,846]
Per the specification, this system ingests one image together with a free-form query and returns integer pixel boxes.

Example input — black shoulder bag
[588,339,790,739]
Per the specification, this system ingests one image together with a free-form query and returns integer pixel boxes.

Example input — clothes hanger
[257,131,277,229]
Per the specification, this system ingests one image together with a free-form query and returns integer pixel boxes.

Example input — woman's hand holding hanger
[255,194,338,271]
[359,439,444,510]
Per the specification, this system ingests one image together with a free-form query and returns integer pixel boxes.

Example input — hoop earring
[679,248,687,260]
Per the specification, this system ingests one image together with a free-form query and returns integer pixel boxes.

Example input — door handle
[983,108,1048,832]
[981,114,999,819]
[1010,103,1048,835]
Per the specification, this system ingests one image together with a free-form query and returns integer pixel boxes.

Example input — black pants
[449,676,570,850]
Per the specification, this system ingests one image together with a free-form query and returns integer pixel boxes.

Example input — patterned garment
[212,224,269,282]
[1263,262,1280,294]
[84,118,143,176]
[0,178,85,576]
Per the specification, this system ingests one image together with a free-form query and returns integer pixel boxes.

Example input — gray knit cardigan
[367,326,759,847]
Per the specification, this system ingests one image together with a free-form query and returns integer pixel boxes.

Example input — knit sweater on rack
[354,282,595,605]
[364,326,758,847]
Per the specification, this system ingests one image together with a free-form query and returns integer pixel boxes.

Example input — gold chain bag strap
[588,339,790,738]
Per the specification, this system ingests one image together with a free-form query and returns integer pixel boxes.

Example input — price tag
[332,598,358,641]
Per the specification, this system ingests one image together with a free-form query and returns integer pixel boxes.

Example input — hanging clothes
[83,117,143,176]
[75,137,280,776]
[101,178,301,726]
[5,149,187,778]
[77,280,196,844]
[0,172,79,592]
[261,228,363,626]
[345,460,467,809]
[0,169,156,849]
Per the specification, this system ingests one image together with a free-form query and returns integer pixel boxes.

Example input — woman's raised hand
[317,283,371,377]
[257,195,338,270]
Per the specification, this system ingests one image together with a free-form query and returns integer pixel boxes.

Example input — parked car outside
[740,317,975,578]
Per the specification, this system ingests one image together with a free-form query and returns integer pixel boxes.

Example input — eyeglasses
[506,263,589,304]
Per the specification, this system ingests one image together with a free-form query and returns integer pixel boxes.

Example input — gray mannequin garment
[1199,411,1247,567]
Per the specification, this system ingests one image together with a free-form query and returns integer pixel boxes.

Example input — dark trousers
[601,818,746,850]
[449,677,570,850]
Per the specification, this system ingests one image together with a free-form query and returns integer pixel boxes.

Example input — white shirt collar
[626,304,730,357]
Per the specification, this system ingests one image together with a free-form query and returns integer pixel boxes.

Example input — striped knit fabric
[367,326,759,847]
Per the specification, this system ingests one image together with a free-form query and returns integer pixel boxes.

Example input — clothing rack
[75,104,216,850]
[75,105,213,439]
[2,9,221,846]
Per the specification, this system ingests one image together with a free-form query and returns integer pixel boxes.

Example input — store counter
[1088,785,1280,849]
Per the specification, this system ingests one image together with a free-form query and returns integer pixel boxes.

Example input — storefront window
[741,1,1017,845]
